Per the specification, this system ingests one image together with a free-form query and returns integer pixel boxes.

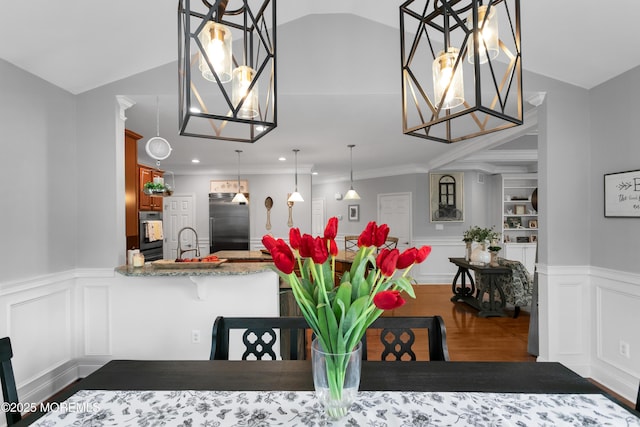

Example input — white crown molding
[426,108,539,171]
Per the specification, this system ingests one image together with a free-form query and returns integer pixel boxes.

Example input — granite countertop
[115,261,274,277]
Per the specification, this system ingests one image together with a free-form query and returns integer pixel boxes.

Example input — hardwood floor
[372,284,535,362]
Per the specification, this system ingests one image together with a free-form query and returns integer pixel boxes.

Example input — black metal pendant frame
[400,0,522,143]
[178,0,277,143]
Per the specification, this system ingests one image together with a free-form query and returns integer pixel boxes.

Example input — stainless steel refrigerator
[209,193,249,253]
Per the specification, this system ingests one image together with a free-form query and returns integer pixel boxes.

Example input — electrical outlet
[191,329,201,344]
[619,340,631,358]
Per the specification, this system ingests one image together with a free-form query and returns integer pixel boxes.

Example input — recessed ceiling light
[312,171,318,175]
[278,156,286,161]
[255,125,265,132]
[190,107,201,113]
[191,158,200,163]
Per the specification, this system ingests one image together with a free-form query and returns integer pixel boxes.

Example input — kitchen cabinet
[504,242,537,274]
[125,129,143,250]
[138,165,163,211]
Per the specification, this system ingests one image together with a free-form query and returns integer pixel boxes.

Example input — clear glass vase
[311,339,362,421]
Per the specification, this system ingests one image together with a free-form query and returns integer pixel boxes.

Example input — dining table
[16,360,640,426]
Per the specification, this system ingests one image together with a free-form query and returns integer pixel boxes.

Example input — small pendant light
[287,149,304,202]
[344,144,361,200]
[232,150,248,204]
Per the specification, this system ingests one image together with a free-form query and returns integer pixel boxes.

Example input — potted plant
[488,245,502,267]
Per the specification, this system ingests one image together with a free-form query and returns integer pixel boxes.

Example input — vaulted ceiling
[2,1,639,180]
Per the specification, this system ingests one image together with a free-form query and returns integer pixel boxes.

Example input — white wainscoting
[1,262,639,413]
[590,266,640,403]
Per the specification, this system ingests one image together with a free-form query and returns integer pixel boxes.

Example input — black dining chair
[210,316,311,360]
[1,337,21,426]
[365,316,450,361]
[210,315,450,362]
[636,382,640,412]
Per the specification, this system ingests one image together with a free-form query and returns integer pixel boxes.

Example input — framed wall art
[604,169,640,217]
[429,172,464,222]
[348,204,359,222]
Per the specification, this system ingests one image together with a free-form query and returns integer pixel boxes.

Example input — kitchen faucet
[177,227,200,259]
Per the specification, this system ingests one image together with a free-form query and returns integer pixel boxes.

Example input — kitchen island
[105,261,280,361]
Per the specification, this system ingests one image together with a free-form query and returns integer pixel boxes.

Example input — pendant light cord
[235,150,242,189]
[155,96,160,137]
[293,149,299,191]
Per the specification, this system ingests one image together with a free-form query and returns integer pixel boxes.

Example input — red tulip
[289,228,302,250]
[376,248,399,277]
[324,217,338,240]
[373,290,406,310]
[374,224,390,247]
[271,239,295,274]
[396,247,417,269]
[262,235,277,252]
[358,221,377,247]
[326,238,338,256]
[311,236,329,264]
[415,246,432,263]
[299,234,315,258]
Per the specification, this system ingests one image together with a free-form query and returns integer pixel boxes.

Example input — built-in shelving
[501,174,537,273]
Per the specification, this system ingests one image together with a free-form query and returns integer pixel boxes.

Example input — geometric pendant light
[400,0,522,143]
[178,0,277,143]
[344,144,360,200]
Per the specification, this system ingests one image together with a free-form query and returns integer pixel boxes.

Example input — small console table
[449,257,511,317]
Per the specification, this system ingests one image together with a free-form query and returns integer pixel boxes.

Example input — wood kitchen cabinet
[125,129,143,250]
[138,165,163,211]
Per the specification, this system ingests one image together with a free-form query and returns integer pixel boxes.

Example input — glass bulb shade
[288,191,304,202]
[467,5,499,64]
[344,188,361,200]
[232,66,259,119]
[232,192,248,203]
[198,22,232,83]
[432,48,464,109]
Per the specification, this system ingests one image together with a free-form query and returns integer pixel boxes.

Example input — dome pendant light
[344,144,361,200]
[287,149,304,202]
[232,150,248,204]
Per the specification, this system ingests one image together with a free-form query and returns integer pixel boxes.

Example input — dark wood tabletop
[16,360,629,425]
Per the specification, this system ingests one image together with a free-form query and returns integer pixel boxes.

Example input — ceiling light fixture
[178,0,276,143]
[231,149,248,204]
[400,0,522,143]
[287,149,304,203]
[344,144,361,200]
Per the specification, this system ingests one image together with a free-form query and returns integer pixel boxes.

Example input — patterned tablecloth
[32,390,640,426]
[476,258,533,307]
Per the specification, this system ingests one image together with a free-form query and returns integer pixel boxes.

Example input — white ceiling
[2,1,639,181]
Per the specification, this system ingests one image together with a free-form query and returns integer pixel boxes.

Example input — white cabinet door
[504,243,537,274]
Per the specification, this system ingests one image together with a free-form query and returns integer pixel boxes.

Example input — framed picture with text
[604,169,640,217]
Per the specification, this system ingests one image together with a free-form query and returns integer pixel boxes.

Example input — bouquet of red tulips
[262,217,431,415]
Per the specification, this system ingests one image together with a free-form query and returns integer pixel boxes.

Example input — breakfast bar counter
[115,261,272,277]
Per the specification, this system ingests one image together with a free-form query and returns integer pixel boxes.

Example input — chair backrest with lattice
[363,316,450,361]
[344,235,359,252]
[379,237,399,250]
[210,316,311,360]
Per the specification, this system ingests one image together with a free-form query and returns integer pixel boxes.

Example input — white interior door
[378,192,412,251]
[163,194,195,259]
[312,198,326,235]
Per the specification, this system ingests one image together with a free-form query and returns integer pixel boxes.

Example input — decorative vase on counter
[489,250,500,267]
[311,339,362,421]
[470,241,491,265]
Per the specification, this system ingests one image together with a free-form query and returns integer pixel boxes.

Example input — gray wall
[312,171,494,240]
[589,65,640,272]
[0,59,77,281]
